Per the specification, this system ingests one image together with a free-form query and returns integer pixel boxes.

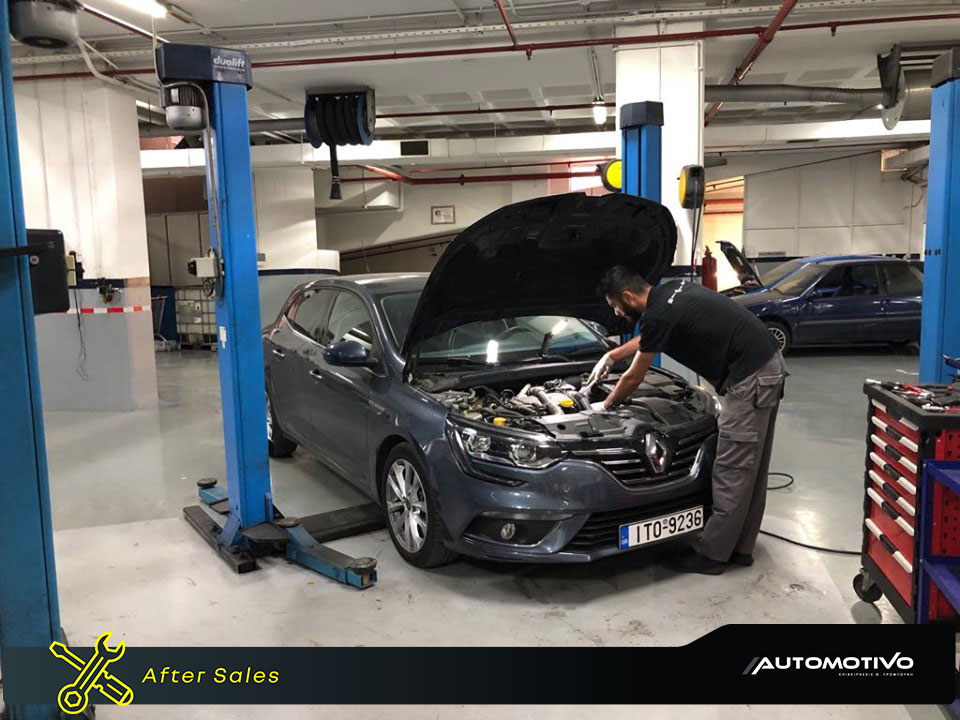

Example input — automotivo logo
[743,652,915,677]
[49,632,134,714]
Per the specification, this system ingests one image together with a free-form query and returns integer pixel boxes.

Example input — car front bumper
[426,433,716,563]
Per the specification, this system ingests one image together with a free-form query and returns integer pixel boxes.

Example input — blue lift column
[156,45,378,589]
[920,50,960,384]
[0,3,62,719]
[619,101,664,346]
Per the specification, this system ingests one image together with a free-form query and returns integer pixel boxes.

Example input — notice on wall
[431,206,455,225]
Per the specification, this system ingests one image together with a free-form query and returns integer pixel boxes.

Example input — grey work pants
[694,351,788,563]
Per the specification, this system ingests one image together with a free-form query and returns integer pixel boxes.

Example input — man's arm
[584,335,641,387]
[602,351,655,410]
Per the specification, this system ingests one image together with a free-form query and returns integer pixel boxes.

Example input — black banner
[3,624,955,706]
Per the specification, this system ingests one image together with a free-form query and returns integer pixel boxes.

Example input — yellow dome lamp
[598,159,622,193]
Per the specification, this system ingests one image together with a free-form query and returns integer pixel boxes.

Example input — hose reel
[304,88,376,200]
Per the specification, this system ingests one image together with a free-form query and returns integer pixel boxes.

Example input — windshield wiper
[419,357,493,368]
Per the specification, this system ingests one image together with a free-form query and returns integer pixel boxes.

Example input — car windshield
[769,263,825,295]
[380,291,607,364]
[759,259,805,287]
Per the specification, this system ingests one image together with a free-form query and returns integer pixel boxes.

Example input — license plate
[619,506,704,550]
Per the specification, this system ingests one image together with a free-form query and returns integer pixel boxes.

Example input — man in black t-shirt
[588,266,787,575]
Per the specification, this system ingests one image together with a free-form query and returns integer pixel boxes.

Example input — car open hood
[401,192,677,357]
[718,241,762,287]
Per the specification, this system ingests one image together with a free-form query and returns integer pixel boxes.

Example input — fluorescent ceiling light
[112,0,168,18]
[550,319,568,335]
[592,100,607,126]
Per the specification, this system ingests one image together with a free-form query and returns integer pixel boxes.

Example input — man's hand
[603,351,656,409]
[584,352,614,388]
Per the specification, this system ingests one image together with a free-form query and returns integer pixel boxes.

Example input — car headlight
[447,418,566,470]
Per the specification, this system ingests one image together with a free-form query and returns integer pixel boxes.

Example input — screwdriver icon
[49,633,134,714]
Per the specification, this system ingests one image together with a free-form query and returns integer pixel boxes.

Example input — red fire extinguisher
[701,245,718,291]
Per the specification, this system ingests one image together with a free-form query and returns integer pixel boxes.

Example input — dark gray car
[263,193,719,568]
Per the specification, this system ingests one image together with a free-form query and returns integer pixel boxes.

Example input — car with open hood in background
[717,244,923,353]
[262,193,720,568]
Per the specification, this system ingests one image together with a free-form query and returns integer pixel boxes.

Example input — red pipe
[341,168,600,185]
[705,0,799,126]
[14,11,960,82]
[494,0,521,50]
[704,198,744,205]
[379,101,614,119]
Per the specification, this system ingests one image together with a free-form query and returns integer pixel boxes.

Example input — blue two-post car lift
[151,44,383,589]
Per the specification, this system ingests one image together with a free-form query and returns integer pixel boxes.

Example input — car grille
[569,425,715,488]
[565,496,710,553]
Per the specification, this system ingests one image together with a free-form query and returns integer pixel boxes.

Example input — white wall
[320,177,549,253]
[16,78,149,279]
[743,152,925,258]
[253,168,329,270]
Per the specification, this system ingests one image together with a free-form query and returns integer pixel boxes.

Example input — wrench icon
[56,633,127,715]
[49,640,134,708]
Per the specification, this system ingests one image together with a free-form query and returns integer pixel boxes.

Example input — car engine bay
[426,371,717,441]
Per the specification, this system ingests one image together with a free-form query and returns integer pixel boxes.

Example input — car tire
[380,444,458,568]
[266,391,297,458]
[764,319,791,354]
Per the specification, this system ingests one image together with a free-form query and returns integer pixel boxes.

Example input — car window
[759,259,804,287]
[327,291,376,350]
[289,287,334,342]
[770,263,823,295]
[811,264,879,298]
[881,263,923,295]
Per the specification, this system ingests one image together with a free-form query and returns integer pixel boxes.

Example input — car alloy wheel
[385,458,428,553]
[767,325,787,351]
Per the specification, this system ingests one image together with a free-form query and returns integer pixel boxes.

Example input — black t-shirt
[639,279,778,394]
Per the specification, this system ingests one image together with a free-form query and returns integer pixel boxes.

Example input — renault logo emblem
[644,432,673,475]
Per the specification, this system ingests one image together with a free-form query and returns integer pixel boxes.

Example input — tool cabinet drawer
[866,488,915,554]
[865,519,914,608]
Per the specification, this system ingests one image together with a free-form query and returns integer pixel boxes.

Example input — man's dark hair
[597,265,651,299]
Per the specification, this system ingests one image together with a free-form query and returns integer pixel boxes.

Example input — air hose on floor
[760,471,861,556]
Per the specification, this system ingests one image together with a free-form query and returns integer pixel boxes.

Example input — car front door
[267,286,334,446]
[797,263,883,344]
[305,289,379,480]
[879,262,923,342]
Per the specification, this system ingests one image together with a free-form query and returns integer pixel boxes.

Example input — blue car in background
[717,244,923,353]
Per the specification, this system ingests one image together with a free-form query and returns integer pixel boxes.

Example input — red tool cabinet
[854,384,960,623]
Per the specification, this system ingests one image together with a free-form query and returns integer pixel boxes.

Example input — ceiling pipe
[494,0,521,50]
[17,11,960,83]
[705,84,888,106]
[407,158,612,173]
[340,168,600,185]
[705,0,800,126]
[139,101,619,137]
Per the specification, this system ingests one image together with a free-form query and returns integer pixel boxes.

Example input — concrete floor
[36,346,939,719]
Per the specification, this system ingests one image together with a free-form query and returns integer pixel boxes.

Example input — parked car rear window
[881,263,923,294]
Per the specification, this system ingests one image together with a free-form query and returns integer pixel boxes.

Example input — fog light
[500,522,516,541]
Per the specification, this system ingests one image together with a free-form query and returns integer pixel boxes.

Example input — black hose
[761,471,860,555]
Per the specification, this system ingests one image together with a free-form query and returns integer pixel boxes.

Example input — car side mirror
[323,340,377,367]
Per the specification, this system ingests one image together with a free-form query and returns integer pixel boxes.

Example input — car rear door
[267,286,334,446]
[304,289,379,480]
[800,263,883,344]
[879,262,923,342]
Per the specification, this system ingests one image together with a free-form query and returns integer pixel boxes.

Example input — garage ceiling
[11,0,960,138]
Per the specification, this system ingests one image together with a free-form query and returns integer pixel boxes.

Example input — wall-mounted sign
[431,205,456,225]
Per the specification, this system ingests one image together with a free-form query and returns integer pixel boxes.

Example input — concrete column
[254,167,337,326]
[16,77,157,411]
[616,22,704,267]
